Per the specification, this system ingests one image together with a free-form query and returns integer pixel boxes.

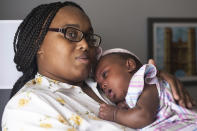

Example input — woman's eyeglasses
[48,27,101,47]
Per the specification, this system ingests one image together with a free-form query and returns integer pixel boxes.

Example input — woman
[2,1,195,131]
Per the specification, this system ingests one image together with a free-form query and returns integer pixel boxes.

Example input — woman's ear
[126,58,136,72]
[37,48,44,56]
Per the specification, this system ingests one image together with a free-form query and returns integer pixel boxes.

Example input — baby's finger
[98,112,104,118]
[99,106,105,111]
[100,103,106,108]
[168,76,180,100]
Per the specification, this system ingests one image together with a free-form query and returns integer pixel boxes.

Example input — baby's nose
[101,83,107,89]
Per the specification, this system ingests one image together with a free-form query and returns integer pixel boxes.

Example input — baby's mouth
[106,89,114,100]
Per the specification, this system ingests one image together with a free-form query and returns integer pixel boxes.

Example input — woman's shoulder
[2,86,64,131]
[7,86,49,109]
[3,82,60,121]
[7,77,56,109]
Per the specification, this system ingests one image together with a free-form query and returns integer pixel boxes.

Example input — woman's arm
[99,84,159,129]
[148,59,196,108]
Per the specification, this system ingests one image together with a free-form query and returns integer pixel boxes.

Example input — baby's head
[95,48,142,103]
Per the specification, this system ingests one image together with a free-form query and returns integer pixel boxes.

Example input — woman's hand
[148,59,196,109]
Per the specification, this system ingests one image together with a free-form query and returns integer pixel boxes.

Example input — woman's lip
[78,58,90,64]
[76,55,90,64]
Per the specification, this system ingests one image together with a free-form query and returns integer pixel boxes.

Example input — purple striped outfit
[125,64,197,131]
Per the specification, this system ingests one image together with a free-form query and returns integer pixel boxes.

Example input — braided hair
[11,1,85,97]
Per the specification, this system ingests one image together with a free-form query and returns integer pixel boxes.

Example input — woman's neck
[38,71,84,86]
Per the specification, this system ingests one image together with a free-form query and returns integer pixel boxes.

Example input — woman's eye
[67,31,78,39]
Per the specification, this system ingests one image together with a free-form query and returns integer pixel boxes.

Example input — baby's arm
[99,84,159,129]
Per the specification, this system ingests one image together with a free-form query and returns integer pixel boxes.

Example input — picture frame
[147,18,197,86]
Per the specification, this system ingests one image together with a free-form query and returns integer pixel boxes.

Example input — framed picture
[147,18,197,86]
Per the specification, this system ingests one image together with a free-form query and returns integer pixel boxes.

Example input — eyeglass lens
[65,27,100,47]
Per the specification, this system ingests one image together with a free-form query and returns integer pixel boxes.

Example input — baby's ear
[126,58,136,72]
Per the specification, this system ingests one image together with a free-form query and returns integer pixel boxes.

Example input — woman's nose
[77,38,89,51]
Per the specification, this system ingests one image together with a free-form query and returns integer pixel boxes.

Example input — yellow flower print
[3,127,8,131]
[52,80,59,84]
[67,127,76,131]
[35,76,42,84]
[40,123,52,128]
[58,115,68,125]
[70,114,83,126]
[56,98,66,105]
[88,114,100,120]
[18,98,29,107]
[25,80,34,86]
[121,125,126,131]
[39,115,51,122]
[45,115,51,119]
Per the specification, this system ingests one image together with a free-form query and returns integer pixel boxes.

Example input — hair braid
[11,1,85,97]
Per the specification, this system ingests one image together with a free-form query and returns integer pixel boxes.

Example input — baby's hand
[117,101,129,109]
[98,103,117,121]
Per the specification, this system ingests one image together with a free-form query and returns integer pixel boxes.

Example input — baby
[95,48,197,130]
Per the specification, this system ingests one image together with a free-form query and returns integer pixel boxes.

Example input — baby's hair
[114,52,142,70]
[93,52,142,80]
[99,52,143,70]
[11,1,85,97]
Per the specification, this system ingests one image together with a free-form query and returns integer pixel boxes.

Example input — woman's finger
[185,89,196,108]
[160,71,180,100]
[176,79,186,107]
[192,98,196,107]
[185,91,193,108]
[148,59,161,78]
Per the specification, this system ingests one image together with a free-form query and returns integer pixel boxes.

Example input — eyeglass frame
[48,26,101,47]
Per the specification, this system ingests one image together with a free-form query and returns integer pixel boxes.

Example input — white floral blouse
[2,73,135,131]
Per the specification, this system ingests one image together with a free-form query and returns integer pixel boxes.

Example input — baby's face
[95,55,132,103]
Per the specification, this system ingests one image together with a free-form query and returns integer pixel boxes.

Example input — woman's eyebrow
[62,24,93,33]
[62,24,80,28]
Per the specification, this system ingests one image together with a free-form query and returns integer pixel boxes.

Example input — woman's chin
[75,71,89,81]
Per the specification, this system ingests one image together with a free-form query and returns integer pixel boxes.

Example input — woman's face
[37,6,97,85]
[95,55,132,103]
